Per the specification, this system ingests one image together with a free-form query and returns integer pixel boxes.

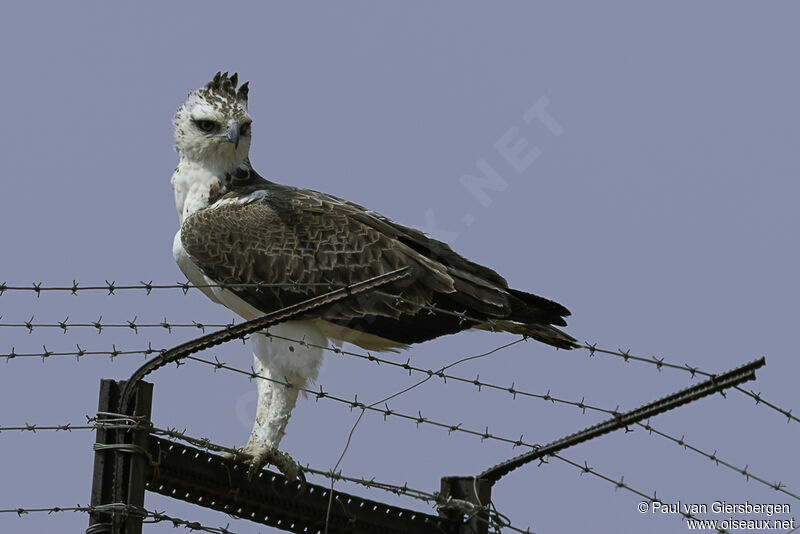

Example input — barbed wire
[2,502,517,534]
[2,400,793,529]
[1,489,533,534]
[3,282,795,533]
[4,338,796,504]
[0,413,439,506]
[442,499,537,534]
[577,342,800,426]
[367,292,799,429]
[267,333,617,413]
[0,503,237,533]
[547,452,729,534]
[0,422,96,432]
[485,509,534,534]
[147,431,439,506]
[0,280,342,296]
[443,450,736,534]
[264,287,800,431]
[0,445,786,534]
[4,276,796,426]
[187,332,800,503]
[185,352,800,507]
[6,409,796,508]
[2,345,162,362]
[140,417,439,505]
[0,317,234,334]
[182,353,541,450]
[637,421,797,498]
[3,294,796,426]
[318,337,533,532]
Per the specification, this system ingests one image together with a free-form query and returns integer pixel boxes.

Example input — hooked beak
[226,121,241,149]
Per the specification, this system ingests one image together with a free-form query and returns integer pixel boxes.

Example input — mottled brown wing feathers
[180,183,575,348]
[181,188,439,318]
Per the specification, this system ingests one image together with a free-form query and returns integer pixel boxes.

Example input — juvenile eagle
[171,72,576,479]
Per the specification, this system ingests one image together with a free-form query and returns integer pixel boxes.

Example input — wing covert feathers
[180,181,576,350]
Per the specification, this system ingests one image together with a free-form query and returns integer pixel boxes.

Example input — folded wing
[180,182,576,349]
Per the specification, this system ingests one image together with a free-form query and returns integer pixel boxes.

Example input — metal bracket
[145,436,453,534]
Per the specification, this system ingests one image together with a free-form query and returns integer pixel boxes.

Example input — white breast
[171,160,224,223]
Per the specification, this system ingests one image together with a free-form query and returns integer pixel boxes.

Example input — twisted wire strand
[0,318,234,334]
[2,345,161,362]
[0,280,343,296]
[0,503,237,534]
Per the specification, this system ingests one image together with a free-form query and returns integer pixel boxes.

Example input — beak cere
[227,121,241,149]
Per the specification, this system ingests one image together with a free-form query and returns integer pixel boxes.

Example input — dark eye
[194,119,217,132]
[240,122,251,136]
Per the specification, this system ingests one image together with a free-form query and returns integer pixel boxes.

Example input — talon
[233,444,304,482]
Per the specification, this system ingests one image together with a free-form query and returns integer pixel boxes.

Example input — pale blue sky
[1,2,798,533]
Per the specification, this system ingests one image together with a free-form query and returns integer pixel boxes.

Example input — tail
[501,288,578,349]
[434,275,578,349]
[487,320,579,349]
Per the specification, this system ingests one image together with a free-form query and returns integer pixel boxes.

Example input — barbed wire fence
[1,278,798,533]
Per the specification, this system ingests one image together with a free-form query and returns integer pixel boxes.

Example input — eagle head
[174,72,253,173]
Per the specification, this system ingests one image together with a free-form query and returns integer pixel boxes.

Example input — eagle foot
[225,444,305,485]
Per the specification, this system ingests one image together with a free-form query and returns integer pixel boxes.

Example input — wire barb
[0,280,348,294]
[0,504,237,534]
[577,342,799,426]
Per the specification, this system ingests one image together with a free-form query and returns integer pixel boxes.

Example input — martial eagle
[171,72,576,479]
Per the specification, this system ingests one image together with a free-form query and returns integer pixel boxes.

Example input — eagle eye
[194,119,217,133]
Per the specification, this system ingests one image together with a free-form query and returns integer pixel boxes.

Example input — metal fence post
[87,379,153,534]
[439,476,492,534]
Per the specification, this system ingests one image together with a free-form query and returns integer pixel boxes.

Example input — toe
[233,444,304,482]
[222,445,253,462]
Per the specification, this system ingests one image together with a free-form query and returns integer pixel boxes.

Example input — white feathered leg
[239,321,326,480]
[242,354,274,447]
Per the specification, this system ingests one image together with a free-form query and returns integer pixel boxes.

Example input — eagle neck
[172,158,232,224]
